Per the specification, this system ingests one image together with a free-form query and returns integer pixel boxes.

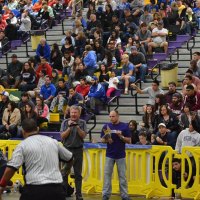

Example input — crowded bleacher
[0,0,199,153]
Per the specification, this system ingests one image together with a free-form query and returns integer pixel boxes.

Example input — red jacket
[184,91,200,111]
[36,63,52,79]
[75,84,90,97]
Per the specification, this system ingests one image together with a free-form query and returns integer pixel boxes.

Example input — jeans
[138,64,148,82]
[50,96,66,112]
[102,157,129,199]
[167,131,178,149]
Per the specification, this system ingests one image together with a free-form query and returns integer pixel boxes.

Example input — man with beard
[183,85,200,112]
[169,93,183,116]
[86,76,106,114]
[164,82,180,104]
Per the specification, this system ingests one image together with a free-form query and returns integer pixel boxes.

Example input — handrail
[187,36,195,60]
[2,41,11,66]
[21,31,31,57]
[87,113,96,142]
[150,63,160,80]
[107,95,119,113]
[130,79,141,115]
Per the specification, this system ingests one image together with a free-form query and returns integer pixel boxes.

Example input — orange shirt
[32,2,42,12]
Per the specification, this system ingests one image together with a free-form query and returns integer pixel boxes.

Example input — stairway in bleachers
[0,10,199,142]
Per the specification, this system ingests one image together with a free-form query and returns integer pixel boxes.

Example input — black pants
[20,184,65,200]
[62,148,83,196]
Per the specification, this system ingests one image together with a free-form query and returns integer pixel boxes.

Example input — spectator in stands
[141,104,157,137]
[23,0,33,11]
[107,40,121,64]
[19,9,31,33]
[2,6,11,21]
[72,19,83,36]
[106,71,119,98]
[75,77,90,98]
[135,22,152,54]
[129,120,139,144]
[102,50,117,70]
[60,105,87,200]
[118,54,135,95]
[61,30,75,46]
[136,132,151,145]
[101,110,131,200]
[19,62,36,92]
[86,2,96,20]
[62,50,74,77]
[0,91,9,125]
[164,82,180,104]
[67,87,84,107]
[103,0,117,11]
[7,12,17,25]
[182,75,198,95]
[107,30,121,47]
[87,14,101,35]
[35,38,51,62]
[0,101,21,139]
[0,15,7,31]
[154,94,166,114]
[32,0,43,12]
[86,76,106,114]
[129,46,147,82]
[152,123,170,146]
[50,43,62,71]
[7,0,18,10]
[2,54,23,89]
[83,44,97,76]
[148,20,168,55]
[155,105,180,149]
[192,51,200,68]
[49,78,69,113]
[76,13,87,29]
[189,60,200,78]
[40,75,56,105]
[177,0,186,17]
[36,57,52,79]
[185,69,200,90]
[0,31,8,49]
[18,92,35,113]
[34,95,49,126]
[183,85,200,112]
[184,7,197,35]
[51,69,59,87]
[169,93,183,116]
[61,36,74,55]
[140,5,153,25]
[21,101,37,123]
[74,31,86,57]
[176,122,200,154]
[131,79,164,105]
[93,40,105,61]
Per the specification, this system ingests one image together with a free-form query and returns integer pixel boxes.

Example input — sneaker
[76,195,83,200]
[122,197,131,200]
[102,196,109,200]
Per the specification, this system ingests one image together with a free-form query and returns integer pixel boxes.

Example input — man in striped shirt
[0,118,73,200]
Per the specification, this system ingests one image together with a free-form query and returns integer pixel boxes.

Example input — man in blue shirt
[118,54,135,95]
[101,110,131,200]
[87,76,106,114]
[40,75,56,105]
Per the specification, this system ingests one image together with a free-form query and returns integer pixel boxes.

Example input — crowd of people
[0,0,199,199]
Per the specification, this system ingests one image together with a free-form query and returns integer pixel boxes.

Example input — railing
[187,36,195,60]
[130,79,142,115]
[2,41,11,66]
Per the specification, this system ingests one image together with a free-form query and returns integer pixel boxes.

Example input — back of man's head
[22,119,38,133]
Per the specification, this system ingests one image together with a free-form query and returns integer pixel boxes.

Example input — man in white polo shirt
[0,118,73,200]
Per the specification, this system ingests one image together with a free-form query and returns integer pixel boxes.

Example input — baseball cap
[1,91,9,97]
[158,123,166,128]
[91,76,98,81]
[131,46,137,51]
[11,54,17,58]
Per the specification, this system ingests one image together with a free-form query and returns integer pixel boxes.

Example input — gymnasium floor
[2,193,148,200]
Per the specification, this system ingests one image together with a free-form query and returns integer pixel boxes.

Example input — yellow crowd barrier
[175,147,200,200]
[1,140,200,199]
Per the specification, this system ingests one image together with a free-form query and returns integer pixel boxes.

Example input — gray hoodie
[175,128,200,154]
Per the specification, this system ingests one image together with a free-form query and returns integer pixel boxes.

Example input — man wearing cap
[0,91,9,125]
[152,123,170,146]
[2,54,23,89]
[169,93,183,116]
[148,20,168,54]
[183,85,200,112]
[129,46,147,82]
[86,76,106,114]
[118,54,135,94]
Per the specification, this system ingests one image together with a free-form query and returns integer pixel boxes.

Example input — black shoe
[76,195,83,200]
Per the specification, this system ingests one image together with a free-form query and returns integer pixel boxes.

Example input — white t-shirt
[108,77,119,89]
[152,27,168,44]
